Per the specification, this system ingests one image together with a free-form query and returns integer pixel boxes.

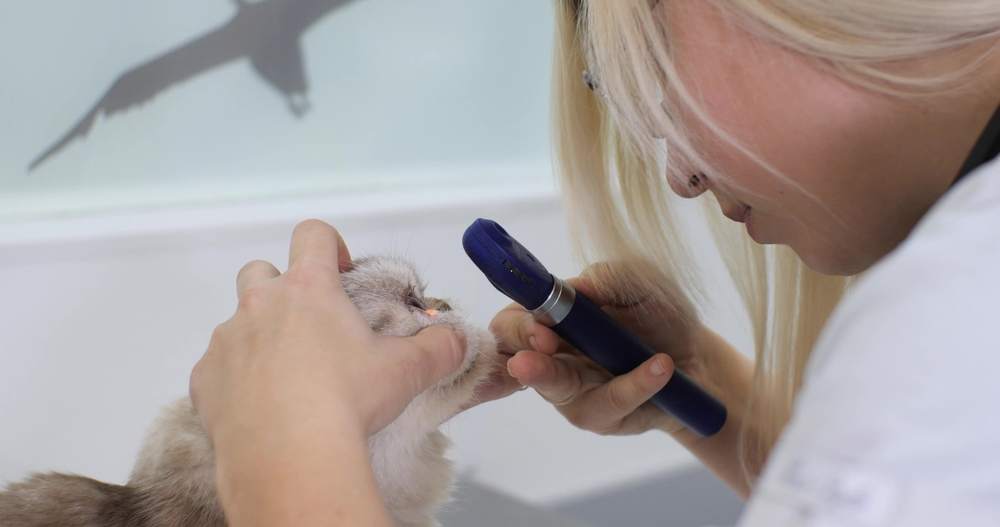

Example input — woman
[190,1,1000,524]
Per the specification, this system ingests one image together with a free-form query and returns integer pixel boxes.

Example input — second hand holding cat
[188,219,467,526]
[190,219,467,441]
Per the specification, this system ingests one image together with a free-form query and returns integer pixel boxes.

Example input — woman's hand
[488,265,711,436]
[190,219,466,445]
[189,220,468,526]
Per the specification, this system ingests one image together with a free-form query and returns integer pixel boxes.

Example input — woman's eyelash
[582,69,598,91]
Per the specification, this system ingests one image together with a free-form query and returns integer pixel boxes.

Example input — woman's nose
[666,172,710,199]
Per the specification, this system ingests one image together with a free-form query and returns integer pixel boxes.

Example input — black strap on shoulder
[954,105,1000,186]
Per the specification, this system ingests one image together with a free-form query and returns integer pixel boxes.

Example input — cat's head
[341,256,497,429]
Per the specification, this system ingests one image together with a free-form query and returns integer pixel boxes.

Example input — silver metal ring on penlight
[531,278,576,326]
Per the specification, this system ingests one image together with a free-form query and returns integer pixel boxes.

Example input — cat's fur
[0,256,498,527]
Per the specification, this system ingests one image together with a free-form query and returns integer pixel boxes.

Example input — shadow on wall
[439,467,744,527]
[28,0,356,172]
[551,466,744,527]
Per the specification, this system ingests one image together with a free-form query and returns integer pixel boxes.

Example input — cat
[0,256,499,527]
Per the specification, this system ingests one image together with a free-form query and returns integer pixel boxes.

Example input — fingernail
[529,335,539,351]
[650,357,668,376]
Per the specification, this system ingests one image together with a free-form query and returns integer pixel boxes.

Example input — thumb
[575,353,674,422]
[388,325,467,396]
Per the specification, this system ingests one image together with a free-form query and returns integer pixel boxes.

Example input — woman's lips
[723,204,762,242]
[723,204,751,223]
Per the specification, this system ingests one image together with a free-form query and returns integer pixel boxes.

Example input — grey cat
[0,256,499,527]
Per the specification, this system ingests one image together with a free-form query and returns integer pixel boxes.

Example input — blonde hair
[553,0,1000,486]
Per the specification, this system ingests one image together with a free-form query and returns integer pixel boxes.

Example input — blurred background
[0,1,744,525]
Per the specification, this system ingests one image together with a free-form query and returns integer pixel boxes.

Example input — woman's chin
[793,242,868,276]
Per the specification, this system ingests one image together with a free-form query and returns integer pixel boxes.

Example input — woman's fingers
[236,260,280,297]
[488,304,562,354]
[510,350,674,432]
[507,350,587,405]
[287,219,352,274]
[566,274,644,309]
[570,354,674,425]
[384,325,466,397]
[564,275,602,301]
[568,262,660,309]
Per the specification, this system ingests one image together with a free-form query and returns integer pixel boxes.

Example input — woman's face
[656,1,997,275]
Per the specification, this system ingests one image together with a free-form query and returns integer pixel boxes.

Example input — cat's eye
[405,290,426,310]
[425,297,452,312]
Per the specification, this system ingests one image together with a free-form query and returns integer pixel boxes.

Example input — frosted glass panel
[1,0,554,220]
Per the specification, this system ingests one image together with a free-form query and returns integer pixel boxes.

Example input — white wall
[1,0,553,219]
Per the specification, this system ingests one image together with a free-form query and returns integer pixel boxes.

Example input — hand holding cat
[190,219,467,444]
[188,220,471,525]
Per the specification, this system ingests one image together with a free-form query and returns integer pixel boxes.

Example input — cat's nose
[424,308,440,317]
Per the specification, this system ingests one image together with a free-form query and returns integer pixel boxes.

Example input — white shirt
[739,157,1000,526]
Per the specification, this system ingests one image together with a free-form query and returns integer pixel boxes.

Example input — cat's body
[0,257,497,527]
